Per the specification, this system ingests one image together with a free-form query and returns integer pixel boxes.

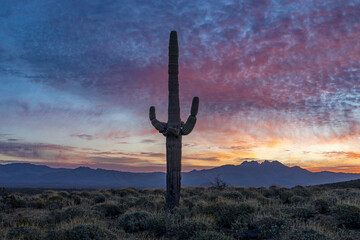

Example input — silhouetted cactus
[149,31,199,209]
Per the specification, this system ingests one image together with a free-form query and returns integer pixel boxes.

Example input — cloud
[141,139,158,143]
[70,134,93,140]
[0,141,77,161]
[1,0,360,172]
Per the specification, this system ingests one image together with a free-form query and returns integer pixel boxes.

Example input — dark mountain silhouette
[0,161,359,188]
[316,178,360,189]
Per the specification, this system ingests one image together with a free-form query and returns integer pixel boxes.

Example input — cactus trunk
[166,135,181,208]
[166,31,181,209]
[149,31,199,209]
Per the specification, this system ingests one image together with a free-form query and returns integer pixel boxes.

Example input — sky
[0,0,359,173]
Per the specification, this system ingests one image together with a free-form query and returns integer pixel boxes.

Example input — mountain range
[0,161,359,188]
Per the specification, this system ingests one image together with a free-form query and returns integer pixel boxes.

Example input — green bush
[146,215,167,236]
[189,231,233,240]
[167,219,210,240]
[56,206,85,222]
[287,206,316,220]
[208,202,255,228]
[50,224,117,240]
[118,211,152,232]
[289,195,306,204]
[112,188,139,197]
[70,194,81,205]
[333,204,360,228]
[93,194,106,204]
[7,226,43,240]
[286,227,327,240]
[58,191,69,198]
[221,191,243,201]
[292,186,312,197]
[93,203,124,218]
[6,195,27,209]
[135,196,156,209]
[231,215,251,238]
[314,199,330,214]
[279,190,294,204]
[47,195,64,210]
[254,216,288,239]
[28,198,45,209]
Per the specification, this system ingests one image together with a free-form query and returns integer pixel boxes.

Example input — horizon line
[1,160,359,175]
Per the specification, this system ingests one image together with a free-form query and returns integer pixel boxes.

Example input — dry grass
[0,185,359,239]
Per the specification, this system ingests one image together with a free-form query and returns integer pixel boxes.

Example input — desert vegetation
[0,184,359,240]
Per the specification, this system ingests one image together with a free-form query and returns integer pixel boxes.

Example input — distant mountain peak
[240,160,260,166]
[74,166,92,171]
[261,160,284,166]
[240,160,285,167]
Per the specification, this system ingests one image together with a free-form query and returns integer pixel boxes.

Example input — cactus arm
[181,96,199,135]
[149,106,166,132]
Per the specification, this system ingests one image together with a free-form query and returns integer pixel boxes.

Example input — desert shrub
[93,203,124,218]
[79,191,91,197]
[5,195,27,209]
[47,195,64,210]
[135,196,157,209]
[152,188,166,195]
[333,204,360,228]
[7,226,43,240]
[48,195,63,202]
[167,219,210,240]
[70,194,81,205]
[286,227,327,240]
[338,190,360,201]
[279,190,294,204]
[287,206,316,220]
[231,215,252,238]
[257,196,272,205]
[119,196,139,208]
[57,206,85,222]
[93,193,106,204]
[292,186,312,197]
[182,187,206,198]
[168,206,192,220]
[238,188,260,199]
[313,214,336,227]
[28,198,45,209]
[222,191,243,201]
[203,191,220,201]
[99,190,112,199]
[192,200,208,215]
[16,217,36,226]
[190,231,232,240]
[50,224,117,240]
[261,188,274,198]
[146,215,167,236]
[208,202,255,228]
[183,197,196,210]
[289,195,306,204]
[58,191,69,198]
[112,187,139,197]
[118,211,152,232]
[254,216,288,239]
[314,199,330,214]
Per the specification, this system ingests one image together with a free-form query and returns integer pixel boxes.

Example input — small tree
[211,175,228,190]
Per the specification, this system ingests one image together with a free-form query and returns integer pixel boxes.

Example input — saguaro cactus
[149,31,199,209]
